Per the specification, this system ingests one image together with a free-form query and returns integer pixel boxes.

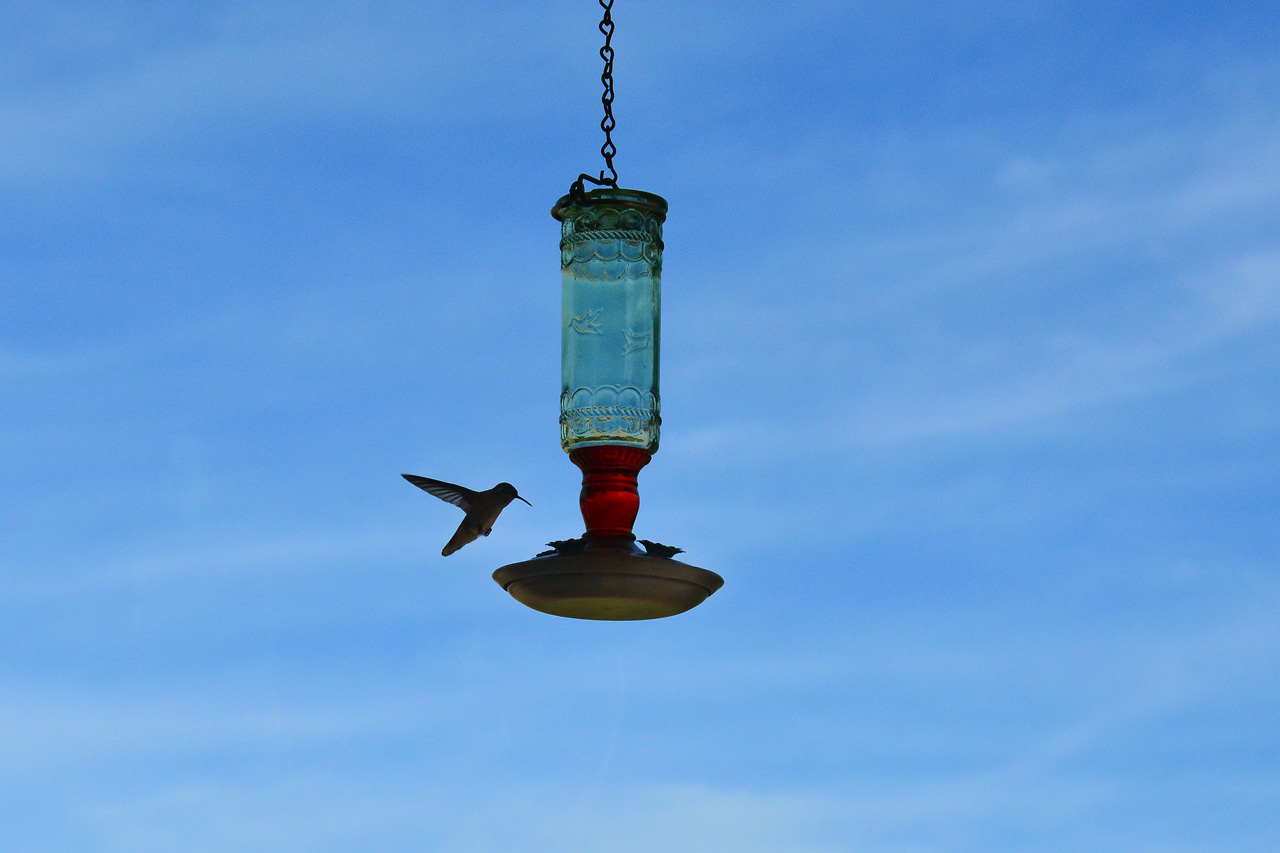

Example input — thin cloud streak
[665,111,1280,463]
[0,4,576,186]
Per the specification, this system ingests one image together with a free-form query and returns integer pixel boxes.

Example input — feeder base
[493,537,723,621]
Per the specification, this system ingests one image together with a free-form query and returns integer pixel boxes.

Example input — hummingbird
[402,474,531,556]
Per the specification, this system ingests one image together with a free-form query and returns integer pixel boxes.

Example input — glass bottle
[552,188,666,455]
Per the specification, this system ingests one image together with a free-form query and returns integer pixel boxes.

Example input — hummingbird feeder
[493,0,723,620]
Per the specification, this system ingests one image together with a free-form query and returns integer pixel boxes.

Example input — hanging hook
[570,0,620,198]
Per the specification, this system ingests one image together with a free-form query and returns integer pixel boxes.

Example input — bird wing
[442,518,481,556]
[402,474,478,511]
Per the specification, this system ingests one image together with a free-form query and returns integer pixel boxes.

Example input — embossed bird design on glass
[569,308,605,334]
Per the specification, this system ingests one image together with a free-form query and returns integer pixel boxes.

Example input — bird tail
[442,521,480,556]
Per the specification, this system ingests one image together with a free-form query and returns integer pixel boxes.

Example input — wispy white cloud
[4,582,1274,850]
[663,110,1280,464]
[0,3,578,186]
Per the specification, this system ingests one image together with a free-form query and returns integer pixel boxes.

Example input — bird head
[497,482,532,506]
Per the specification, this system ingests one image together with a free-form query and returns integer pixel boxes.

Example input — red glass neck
[569,446,652,539]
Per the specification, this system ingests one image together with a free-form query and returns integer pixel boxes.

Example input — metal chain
[570,0,620,197]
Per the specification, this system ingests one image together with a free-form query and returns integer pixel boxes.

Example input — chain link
[570,0,620,197]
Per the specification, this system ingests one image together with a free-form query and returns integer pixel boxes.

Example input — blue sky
[2,1,1278,849]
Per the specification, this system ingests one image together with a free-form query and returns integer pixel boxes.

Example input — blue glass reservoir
[552,188,666,454]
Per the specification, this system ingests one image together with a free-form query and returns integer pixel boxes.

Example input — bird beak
[516,495,532,506]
